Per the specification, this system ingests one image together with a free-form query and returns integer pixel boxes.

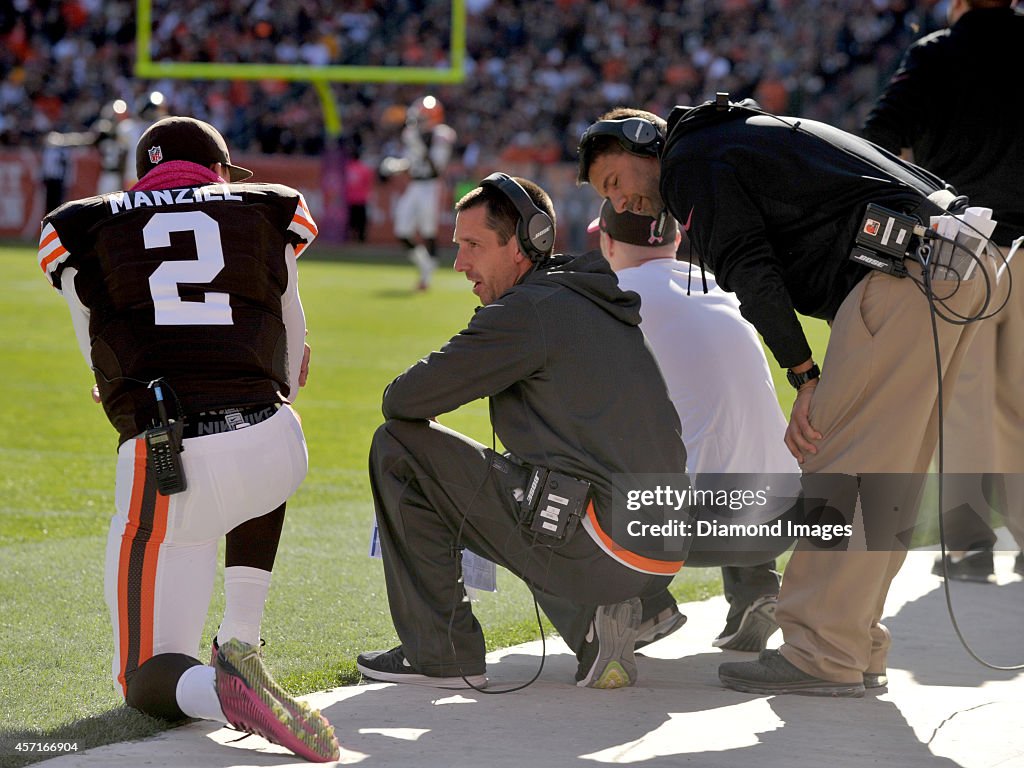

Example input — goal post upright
[136,1,466,86]
[134,0,467,240]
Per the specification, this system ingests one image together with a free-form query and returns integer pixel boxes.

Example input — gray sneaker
[575,598,642,689]
[719,649,865,697]
[635,605,687,649]
[713,595,779,652]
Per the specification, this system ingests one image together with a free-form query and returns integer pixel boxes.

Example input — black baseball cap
[588,198,677,247]
[136,116,253,181]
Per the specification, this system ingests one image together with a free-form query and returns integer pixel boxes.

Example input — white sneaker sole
[356,661,487,689]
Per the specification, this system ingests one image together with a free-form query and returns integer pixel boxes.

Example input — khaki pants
[777,261,988,683]
[942,247,1024,550]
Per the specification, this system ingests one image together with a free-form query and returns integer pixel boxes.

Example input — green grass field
[0,242,828,765]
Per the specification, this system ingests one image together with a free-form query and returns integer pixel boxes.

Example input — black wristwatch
[787,363,820,390]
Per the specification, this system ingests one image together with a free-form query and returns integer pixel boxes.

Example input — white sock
[420,252,437,283]
[176,664,226,722]
[410,245,434,280]
[218,566,272,647]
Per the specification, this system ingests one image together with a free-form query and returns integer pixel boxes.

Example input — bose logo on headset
[479,172,555,262]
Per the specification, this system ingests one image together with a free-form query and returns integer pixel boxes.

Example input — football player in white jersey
[379,95,457,290]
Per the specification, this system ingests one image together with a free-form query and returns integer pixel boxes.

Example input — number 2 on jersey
[145,211,233,325]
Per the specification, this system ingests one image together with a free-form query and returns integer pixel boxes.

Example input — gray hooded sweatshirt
[382,250,687,561]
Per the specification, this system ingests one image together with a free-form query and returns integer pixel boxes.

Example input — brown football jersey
[39,183,317,443]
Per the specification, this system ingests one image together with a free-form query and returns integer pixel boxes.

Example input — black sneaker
[1015,551,1024,578]
[575,598,642,689]
[713,595,779,652]
[635,605,687,650]
[719,649,865,697]
[931,549,994,583]
[356,647,486,689]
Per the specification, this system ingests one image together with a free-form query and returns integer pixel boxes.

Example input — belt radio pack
[144,382,187,496]
[522,468,591,540]
[849,203,920,278]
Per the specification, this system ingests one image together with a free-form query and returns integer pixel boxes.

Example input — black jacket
[863,6,1024,246]
[660,105,943,368]
[383,251,686,552]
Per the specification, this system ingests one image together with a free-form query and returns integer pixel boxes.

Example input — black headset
[479,172,555,262]
[576,117,663,184]
[579,117,663,156]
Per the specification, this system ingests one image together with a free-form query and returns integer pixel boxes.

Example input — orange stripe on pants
[115,440,170,696]
[584,500,684,575]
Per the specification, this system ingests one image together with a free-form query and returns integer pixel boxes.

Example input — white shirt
[617,258,799,478]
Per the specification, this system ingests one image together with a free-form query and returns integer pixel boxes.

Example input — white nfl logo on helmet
[148,145,163,165]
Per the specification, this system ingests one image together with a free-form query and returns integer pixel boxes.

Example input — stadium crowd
[2,0,948,172]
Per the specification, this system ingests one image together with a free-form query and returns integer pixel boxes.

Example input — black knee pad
[125,653,202,722]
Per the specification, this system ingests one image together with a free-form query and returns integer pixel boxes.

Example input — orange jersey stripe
[296,197,318,233]
[39,228,59,250]
[584,501,684,575]
[39,244,68,273]
[291,211,318,237]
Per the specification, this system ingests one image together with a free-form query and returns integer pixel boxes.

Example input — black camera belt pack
[849,188,999,282]
[849,203,921,278]
[520,466,592,541]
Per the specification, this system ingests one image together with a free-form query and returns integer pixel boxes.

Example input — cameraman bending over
[577,100,994,696]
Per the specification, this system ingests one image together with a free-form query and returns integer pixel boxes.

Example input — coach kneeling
[356,174,687,690]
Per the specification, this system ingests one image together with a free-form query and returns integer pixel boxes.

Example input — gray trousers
[368,418,669,675]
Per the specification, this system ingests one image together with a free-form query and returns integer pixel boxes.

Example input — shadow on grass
[0,708,174,768]
[374,288,422,299]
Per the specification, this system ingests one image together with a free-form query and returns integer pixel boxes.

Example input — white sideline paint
[43,549,1024,768]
